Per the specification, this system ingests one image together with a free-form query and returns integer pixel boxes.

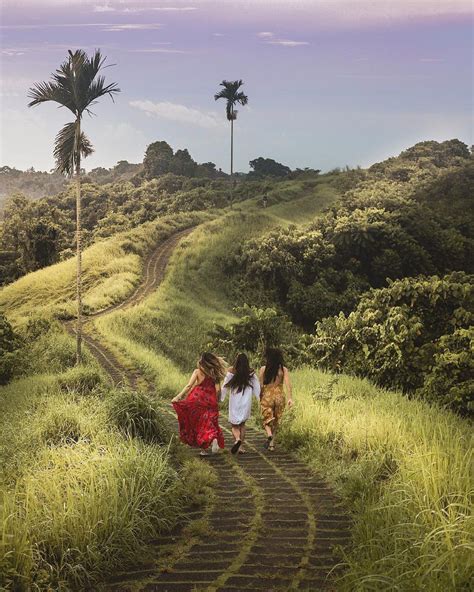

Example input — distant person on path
[259,348,293,451]
[172,352,227,456]
[221,353,261,454]
[262,194,268,208]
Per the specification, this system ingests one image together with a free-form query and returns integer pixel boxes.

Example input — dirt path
[70,228,351,592]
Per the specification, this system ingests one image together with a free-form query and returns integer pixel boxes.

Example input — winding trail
[69,227,351,592]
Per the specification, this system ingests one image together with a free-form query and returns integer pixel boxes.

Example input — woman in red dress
[172,352,227,456]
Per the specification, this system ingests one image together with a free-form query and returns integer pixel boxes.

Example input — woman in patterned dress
[172,352,227,456]
[259,348,293,451]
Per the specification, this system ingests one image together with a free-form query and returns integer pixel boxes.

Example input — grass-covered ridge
[91,175,472,591]
[0,210,209,326]
[1,153,472,591]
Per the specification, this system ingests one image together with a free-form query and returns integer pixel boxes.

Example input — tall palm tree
[28,49,120,364]
[214,80,248,192]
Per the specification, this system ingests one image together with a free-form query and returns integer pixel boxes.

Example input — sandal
[238,448,247,454]
[199,450,209,456]
[231,440,242,454]
[264,436,273,450]
[268,442,275,451]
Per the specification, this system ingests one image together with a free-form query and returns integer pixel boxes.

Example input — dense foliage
[235,141,473,330]
[0,166,68,206]
[0,172,269,286]
[140,140,224,181]
[248,157,291,178]
[309,272,473,413]
[207,304,303,365]
[0,313,19,384]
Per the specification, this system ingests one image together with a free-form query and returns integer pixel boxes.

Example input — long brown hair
[225,353,254,392]
[199,352,227,383]
[263,348,284,385]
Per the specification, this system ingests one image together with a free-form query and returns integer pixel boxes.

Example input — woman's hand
[171,394,182,403]
[287,398,294,408]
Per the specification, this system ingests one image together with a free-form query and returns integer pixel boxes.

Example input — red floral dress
[172,375,225,449]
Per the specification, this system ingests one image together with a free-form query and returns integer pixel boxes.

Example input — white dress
[221,372,261,425]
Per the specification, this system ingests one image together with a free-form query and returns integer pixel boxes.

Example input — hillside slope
[93,176,471,591]
[1,146,472,591]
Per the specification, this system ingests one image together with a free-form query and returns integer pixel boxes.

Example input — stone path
[70,228,351,592]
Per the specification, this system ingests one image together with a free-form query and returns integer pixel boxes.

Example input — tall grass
[0,211,209,326]
[279,368,473,591]
[0,327,214,591]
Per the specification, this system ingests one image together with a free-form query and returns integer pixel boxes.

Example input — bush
[207,304,305,366]
[56,366,104,395]
[0,313,19,384]
[107,388,172,444]
[419,327,474,414]
[310,272,473,414]
[40,411,86,447]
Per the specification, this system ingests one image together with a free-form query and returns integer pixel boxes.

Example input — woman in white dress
[221,353,261,454]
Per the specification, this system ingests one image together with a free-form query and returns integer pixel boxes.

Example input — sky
[0,0,472,173]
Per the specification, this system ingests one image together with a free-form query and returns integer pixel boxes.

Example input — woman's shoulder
[195,368,206,380]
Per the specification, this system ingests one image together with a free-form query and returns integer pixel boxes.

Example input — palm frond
[28,49,120,116]
[214,79,248,119]
[54,121,94,176]
[27,81,75,111]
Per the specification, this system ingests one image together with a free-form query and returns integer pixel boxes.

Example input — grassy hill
[1,143,472,591]
[91,177,471,591]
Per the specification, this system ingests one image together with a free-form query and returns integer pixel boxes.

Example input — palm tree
[28,49,120,364]
[214,80,248,193]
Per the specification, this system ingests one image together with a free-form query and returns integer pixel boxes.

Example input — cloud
[93,3,114,12]
[0,22,162,31]
[268,39,309,46]
[130,100,224,129]
[129,48,187,53]
[150,6,197,11]
[93,3,197,13]
[257,31,309,47]
[1,48,26,56]
[102,23,163,31]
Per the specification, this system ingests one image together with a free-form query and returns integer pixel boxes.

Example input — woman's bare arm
[283,367,293,407]
[172,369,200,403]
[259,366,265,387]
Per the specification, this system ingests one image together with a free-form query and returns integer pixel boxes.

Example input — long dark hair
[225,353,254,392]
[263,348,284,385]
[199,352,227,383]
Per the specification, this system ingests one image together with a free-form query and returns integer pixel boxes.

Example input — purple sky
[0,0,472,173]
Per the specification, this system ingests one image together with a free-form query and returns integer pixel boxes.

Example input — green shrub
[0,313,19,384]
[56,366,104,395]
[419,327,474,414]
[207,304,305,366]
[107,388,172,444]
[40,411,85,446]
[310,272,473,414]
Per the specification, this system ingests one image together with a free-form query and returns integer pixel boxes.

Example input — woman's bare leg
[231,424,241,443]
[240,423,246,451]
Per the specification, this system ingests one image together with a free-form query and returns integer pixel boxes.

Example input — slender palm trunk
[230,109,234,206]
[75,117,83,365]
[230,116,234,177]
